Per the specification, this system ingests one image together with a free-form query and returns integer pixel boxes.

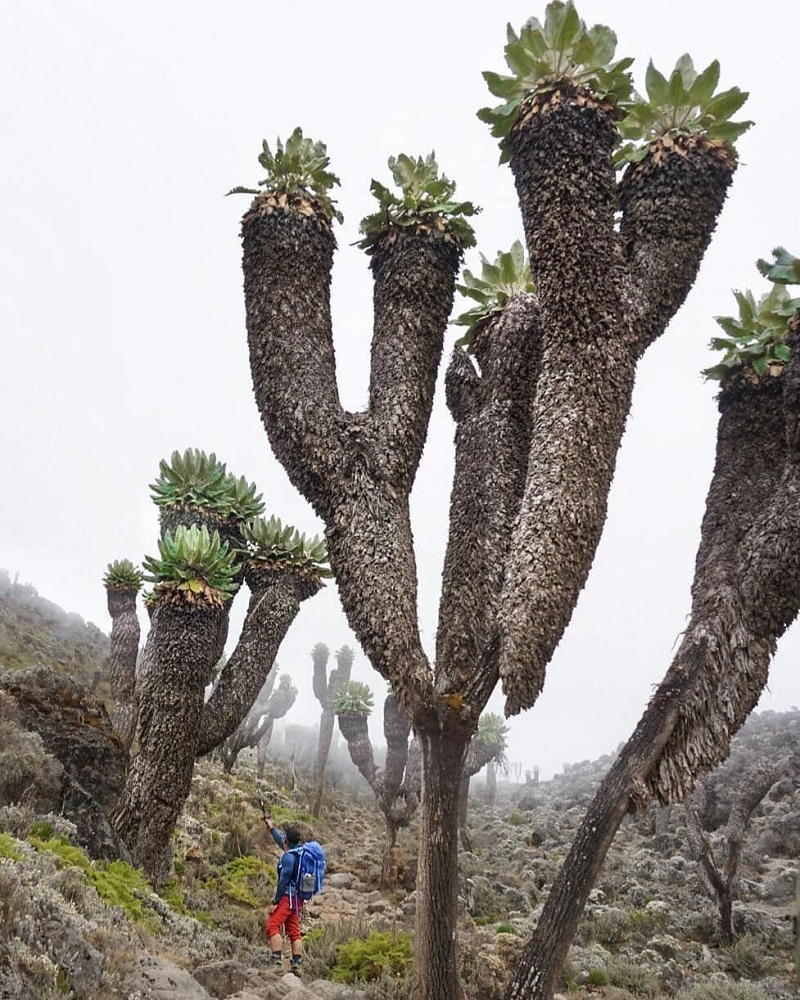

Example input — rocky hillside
[0,569,109,692]
[0,584,798,1000]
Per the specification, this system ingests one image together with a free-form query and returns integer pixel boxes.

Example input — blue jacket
[270,827,300,905]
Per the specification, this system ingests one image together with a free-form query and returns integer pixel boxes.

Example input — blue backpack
[289,841,326,901]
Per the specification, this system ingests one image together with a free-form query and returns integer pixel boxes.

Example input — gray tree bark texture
[504,323,800,999]
[686,756,797,944]
[240,86,736,999]
[106,587,140,752]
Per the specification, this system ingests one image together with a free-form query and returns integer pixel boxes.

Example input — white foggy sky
[1,0,798,779]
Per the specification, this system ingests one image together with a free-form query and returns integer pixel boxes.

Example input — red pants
[266,896,302,942]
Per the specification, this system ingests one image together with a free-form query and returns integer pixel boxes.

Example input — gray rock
[193,960,250,997]
[0,666,128,859]
[327,872,356,889]
[125,955,211,999]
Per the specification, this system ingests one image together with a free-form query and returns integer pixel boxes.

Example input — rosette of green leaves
[150,449,264,521]
[151,449,230,511]
[476,712,509,748]
[241,515,333,578]
[227,127,343,223]
[334,681,375,717]
[703,284,800,382]
[616,55,752,167]
[357,152,478,253]
[142,525,240,602]
[479,1,633,163]
[223,474,265,521]
[103,559,143,591]
[757,247,800,286]
[453,240,534,351]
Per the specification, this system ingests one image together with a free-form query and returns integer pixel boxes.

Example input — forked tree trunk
[412,724,470,1000]
[112,600,223,883]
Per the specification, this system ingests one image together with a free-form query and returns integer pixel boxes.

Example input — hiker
[263,816,325,975]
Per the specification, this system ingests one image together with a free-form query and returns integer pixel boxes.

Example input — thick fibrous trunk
[312,707,336,816]
[106,587,140,752]
[196,566,317,756]
[498,97,733,716]
[505,335,800,999]
[458,776,472,853]
[413,724,471,1000]
[112,600,223,882]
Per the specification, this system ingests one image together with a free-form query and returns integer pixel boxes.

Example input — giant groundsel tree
[108,449,327,882]
[311,643,354,816]
[232,2,770,995]
[506,251,800,998]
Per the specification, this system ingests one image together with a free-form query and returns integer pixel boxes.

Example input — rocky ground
[0,579,798,999]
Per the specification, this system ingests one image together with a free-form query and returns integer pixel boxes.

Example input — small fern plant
[331,930,413,983]
[357,152,478,253]
[334,681,375,717]
[227,127,342,223]
[453,240,535,351]
[479,1,633,162]
[142,525,240,606]
[703,251,800,383]
[103,559,143,592]
[616,54,752,167]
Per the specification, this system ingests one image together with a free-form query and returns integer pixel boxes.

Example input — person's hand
[263,816,274,830]
[268,904,278,914]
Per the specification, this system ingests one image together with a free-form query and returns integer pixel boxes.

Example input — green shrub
[627,907,666,939]
[473,914,498,926]
[0,831,21,860]
[606,957,661,997]
[496,923,517,935]
[675,984,770,1000]
[727,933,777,980]
[588,969,608,986]
[331,931,413,984]
[507,811,526,826]
[589,908,628,950]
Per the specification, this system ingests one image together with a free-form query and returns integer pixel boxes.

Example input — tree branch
[365,232,462,489]
[437,295,541,706]
[195,565,321,756]
[620,144,735,355]
[241,205,344,507]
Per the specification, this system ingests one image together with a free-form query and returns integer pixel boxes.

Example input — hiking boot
[289,961,302,978]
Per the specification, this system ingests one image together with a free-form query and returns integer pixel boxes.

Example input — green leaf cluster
[151,449,264,521]
[227,127,343,224]
[703,259,800,382]
[479,2,633,162]
[453,240,534,350]
[103,558,143,591]
[757,247,800,286]
[616,55,751,166]
[476,712,510,748]
[357,152,478,252]
[334,681,375,717]
[142,525,240,602]
[241,515,332,578]
[331,930,413,983]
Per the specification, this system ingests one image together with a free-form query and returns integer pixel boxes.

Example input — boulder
[124,955,211,999]
[0,665,128,859]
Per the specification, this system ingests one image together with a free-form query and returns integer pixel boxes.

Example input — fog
[1,0,798,779]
